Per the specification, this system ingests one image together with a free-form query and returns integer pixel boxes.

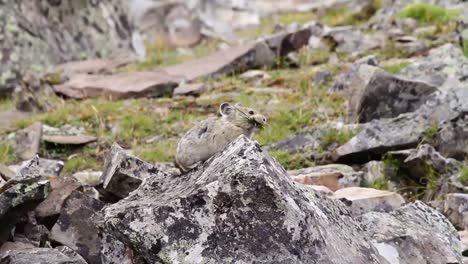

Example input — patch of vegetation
[320,128,356,150]
[459,166,468,185]
[298,48,331,66]
[0,97,14,111]
[368,177,389,190]
[0,142,15,165]
[63,154,99,174]
[421,121,439,144]
[382,62,410,74]
[269,149,314,170]
[135,139,177,163]
[463,37,468,58]
[398,3,462,25]
[321,0,384,26]
[375,41,412,60]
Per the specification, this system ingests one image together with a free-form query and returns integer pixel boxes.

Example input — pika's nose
[254,115,267,125]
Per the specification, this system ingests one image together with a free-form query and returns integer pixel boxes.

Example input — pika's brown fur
[175,102,267,172]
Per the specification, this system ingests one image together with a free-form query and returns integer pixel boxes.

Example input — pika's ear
[219,102,234,116]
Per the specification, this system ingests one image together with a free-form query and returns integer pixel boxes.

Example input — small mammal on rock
[175,102,267,172]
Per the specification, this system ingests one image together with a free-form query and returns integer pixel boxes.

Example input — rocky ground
[0,0,468,263]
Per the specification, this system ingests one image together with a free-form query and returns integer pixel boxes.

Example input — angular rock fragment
[334,187,405,216]
[173,83,206,96]
[0,164,16,181]
[50,191,105,264]
[100,136,387,263]
[444,193,468,230]
[361,201,462,264]
[352,70,437,123]
[35,177,81,226]
[101,143,162,198]
[53,71,181,100]
[333,86,468,163]
[329,60,380,95]
[288,164,362,191]
[14,122,42,161]
[0,247,87,264]
[0,242,35,255]
[15,157,64,179]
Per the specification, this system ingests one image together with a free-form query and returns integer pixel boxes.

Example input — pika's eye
[248,110,254,115]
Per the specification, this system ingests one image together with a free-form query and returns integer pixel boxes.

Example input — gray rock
[323,27,386,56]
[267,129,325,154]
[35,177,81,224]
[0,247,87,264]
[72,171,102,186]
[329,59,380,95]
[313,69,332,86]
[14,122,42,161]
[334,187,405,216]
[333,85,468,163]
[16,157,64,179]
[101,143,162,198]
[352,70,437,123]
[400,43,468,88]
[0,164,14,181]
[173,83,207,96]
[362,161,386,186]
[99,232,132,264]
[42,124,96,146]
[288,164,363,191]
[444,193,468,229]
[361,201,462,264]
[99,135,387,263]
[50,190,105,264]
[0,0,135,97]
[0,241,35,256]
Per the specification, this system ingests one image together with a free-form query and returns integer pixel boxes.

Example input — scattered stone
[289,164,362,191]
[351,70,437,123]
[50,191,105,264]
[0,242,35,256]
[239,70,271,81]
[334,187,405,216]
[0,111,30,134]
[362,161,386,186]
[14,122,42,161]
[35,177,81,226]
[42,124,96,146]
[0,0,135,97]
[444,193,468,230]
[99,136,386,263]
[313,70,332,86]
[165,5,202,47]
[14,157,64,179]
[329,59,380,95]
[0,247,87,264]
[333,85,468,163]
[267,129,325,154]
[53,71,181,100]
[361,201,462,264]
[173,83,207,96]
[323,27,386,56]
[101,143,163,198]
[99,232,133,264]
[72,171,102,186]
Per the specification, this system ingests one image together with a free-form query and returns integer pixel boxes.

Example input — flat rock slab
[43,135,97,145]
[50,191,105,264]
[288,164,362,191]
[99,136,387,263]
[49,53,136,76]
[0,247,87,264]
[333,187,405,215]
[53,71,181,100]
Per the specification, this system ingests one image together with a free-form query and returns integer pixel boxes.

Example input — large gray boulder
[0,0,135,97]
[99,135,387,263]
[361,201,462,264]
[333,84,468,163]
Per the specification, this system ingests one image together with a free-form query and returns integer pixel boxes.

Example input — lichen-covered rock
[353,70,437,123]
[50,190,105,264]
[0,0,135,97]
[333,84,468,163]
[444,193,468,230]
[101,143,162,198]
[361,201,462,264]
[14,157,64,179]
[0,247,87,264]
[99,135,387,263]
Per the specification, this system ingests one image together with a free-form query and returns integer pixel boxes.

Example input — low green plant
[0,142,15,164]
[320,128,356,150]
[398,3,461,24]
[368,177,389,190]
[63,155,99,174]
[421,121,439,144]
[382,62,410,74]
[459,166,468,185]
[269,149,314,170]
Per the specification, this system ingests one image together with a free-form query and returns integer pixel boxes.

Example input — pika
[175,102,267,172]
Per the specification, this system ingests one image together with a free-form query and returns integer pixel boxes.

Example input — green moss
[277,12,316,25]
[382,62,410,74]
[368,177,389,190]
[269,149,314,170]
[0,142,15,164]
[398,3,462,24]
[459,166,468,185]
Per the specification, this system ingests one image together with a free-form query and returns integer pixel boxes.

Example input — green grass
[421,121,439,144]
[320,128,356,150]
[135,139,177,163]
[0,142,15,164]
[398,3,462,24]
[463,35,468,58]
[459,166,468,185]
[63,154,99,174]
[0,97,14,111]
[321,0,384,26]
[269,149,314,170]
[368,177,389,190]
[382,62,410,74]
